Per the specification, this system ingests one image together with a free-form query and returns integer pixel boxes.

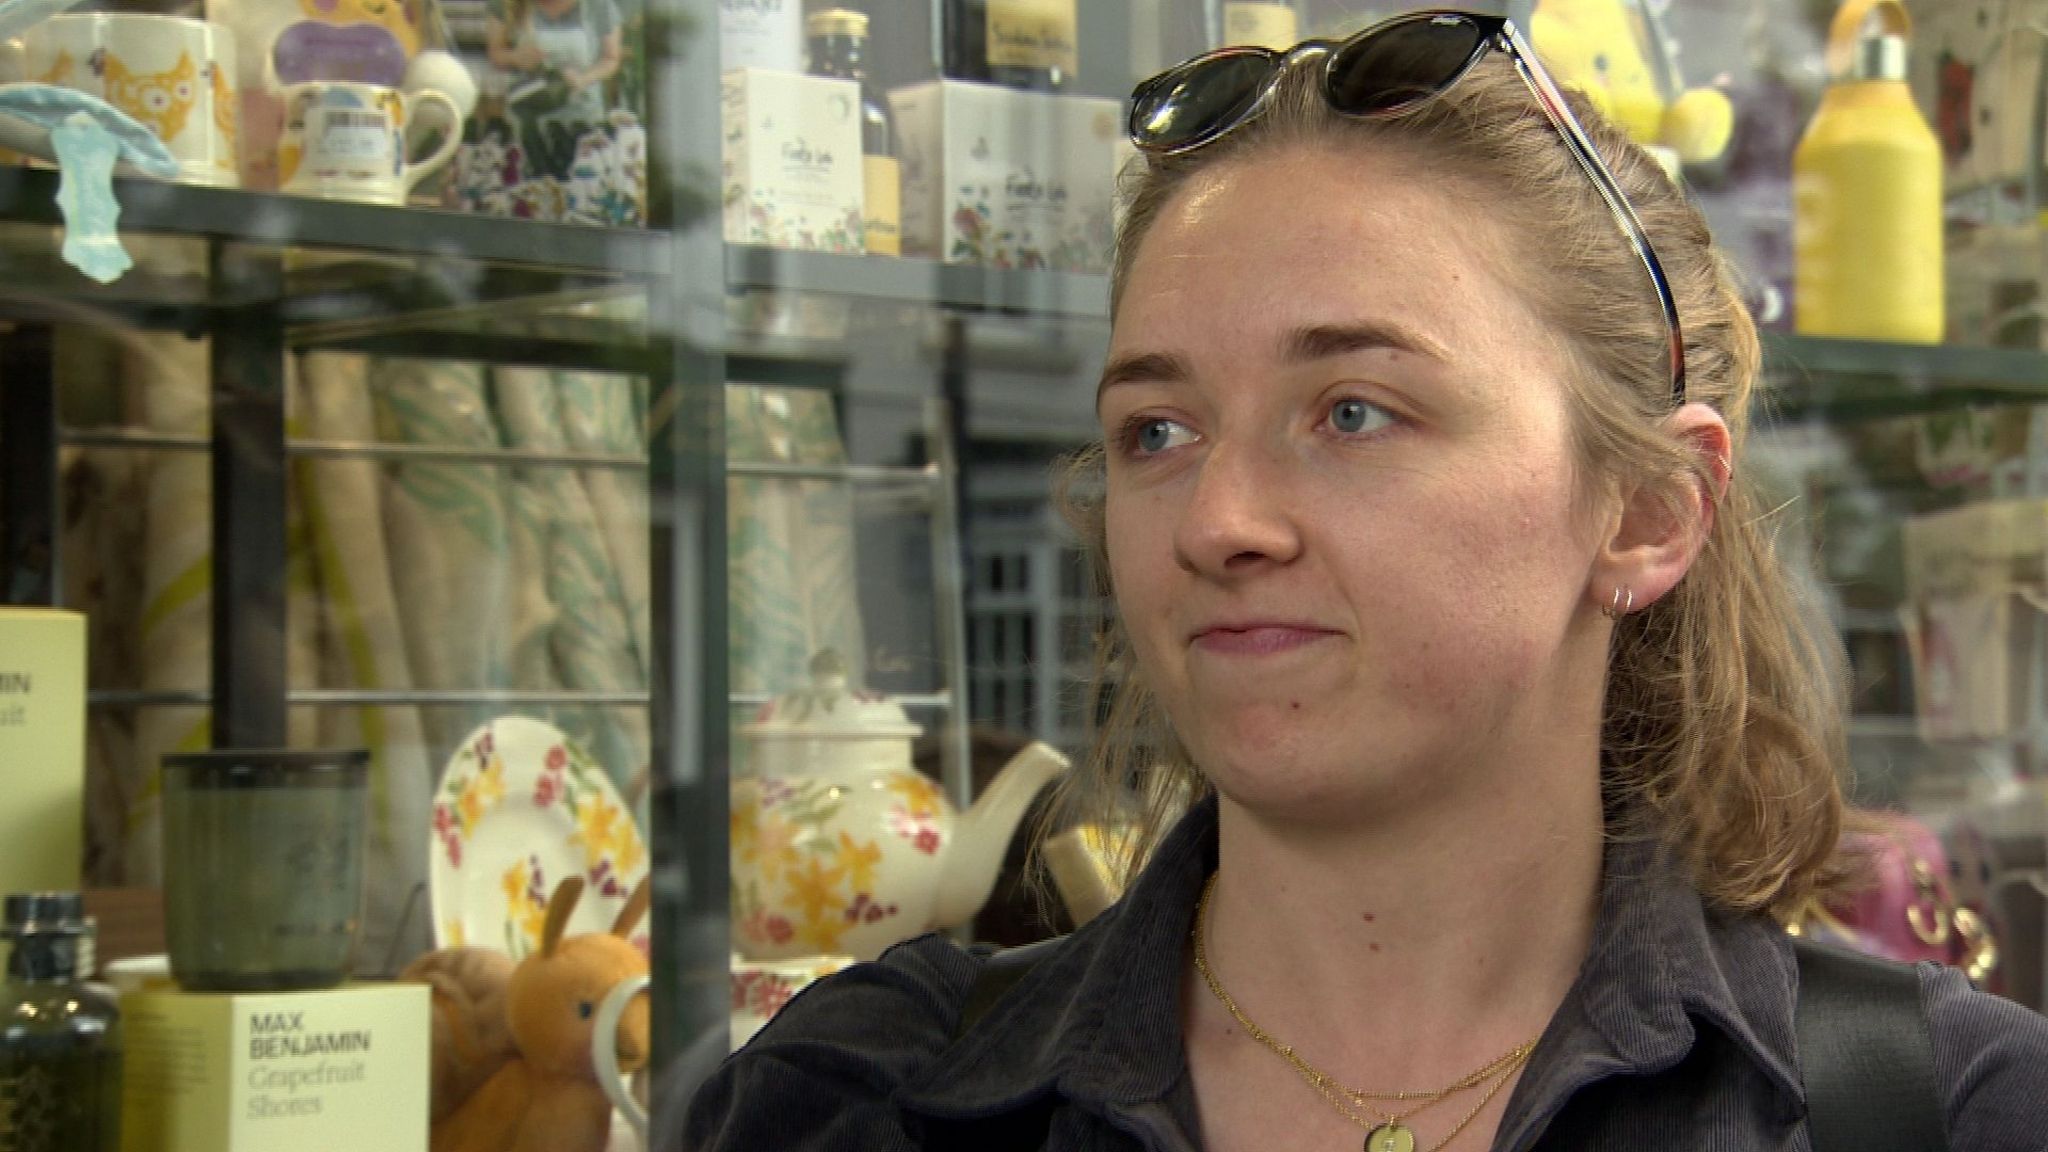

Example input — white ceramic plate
[429,716,649,958]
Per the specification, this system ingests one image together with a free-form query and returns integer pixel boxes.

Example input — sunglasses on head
[1127,9,1686,406]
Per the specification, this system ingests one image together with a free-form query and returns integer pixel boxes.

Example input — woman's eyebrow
[1282,320,1449,364]
[1096,350,1193,403]
[1097,320,1445,404]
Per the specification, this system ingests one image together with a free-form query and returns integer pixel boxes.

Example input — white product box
[722,69,867,254]
[888,80,1120,274]
[1901,499,2048,740]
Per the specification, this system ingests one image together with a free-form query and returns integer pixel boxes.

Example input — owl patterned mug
[20,14,240,187]
[278,81,460,205]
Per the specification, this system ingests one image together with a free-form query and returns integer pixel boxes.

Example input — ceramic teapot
[731,651,1070,961]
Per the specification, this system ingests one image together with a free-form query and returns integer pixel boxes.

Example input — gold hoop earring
[1601,586,1633,620]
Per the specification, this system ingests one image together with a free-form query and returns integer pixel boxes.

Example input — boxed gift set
[888,79,1119,273]
[722,68,869,252]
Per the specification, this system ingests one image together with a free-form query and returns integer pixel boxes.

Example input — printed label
[720,0,802,72]
[313,110,392,164]
[988,0,1079,75]
[863,154,900,255]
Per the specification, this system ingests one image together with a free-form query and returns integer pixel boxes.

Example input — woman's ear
[1591,402,1730,616]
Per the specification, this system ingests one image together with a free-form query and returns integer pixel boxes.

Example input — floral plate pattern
[429,715,649,959]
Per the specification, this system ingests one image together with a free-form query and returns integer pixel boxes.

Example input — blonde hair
[1047,54,1850,920]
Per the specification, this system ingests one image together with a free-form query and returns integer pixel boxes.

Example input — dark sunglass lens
[1132,53,1276,149]
[1327,16,1487,114]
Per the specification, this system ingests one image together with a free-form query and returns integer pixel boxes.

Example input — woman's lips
[1191,625,1338,656]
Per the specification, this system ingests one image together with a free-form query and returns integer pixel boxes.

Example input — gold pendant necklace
[1367,1126,1416,1152]
[1191,873,1539,1152]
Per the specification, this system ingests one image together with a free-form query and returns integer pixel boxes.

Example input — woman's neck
[1197,754,1604,1087]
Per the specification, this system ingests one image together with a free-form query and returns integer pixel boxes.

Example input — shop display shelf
[1763,333,2048,421]
[724,245,1111,318]
[0,166,666,276]
[88,687,956,709]
[58,430,943,484]
[0,168,671,361]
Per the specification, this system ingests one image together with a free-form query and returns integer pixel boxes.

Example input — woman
[484,0,623,174]
[683,12,2048,1150]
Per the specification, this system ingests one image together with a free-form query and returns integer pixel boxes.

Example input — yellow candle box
[0,607,85,896]
[119,982,429,1152]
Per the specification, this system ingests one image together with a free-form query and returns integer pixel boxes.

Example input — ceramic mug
[730,955,855,1051]
[278,80,459,205]
[593,973,650,1147]
[21,14,240,187]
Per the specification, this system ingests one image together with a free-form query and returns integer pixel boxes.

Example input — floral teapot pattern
[731,651,1070,961]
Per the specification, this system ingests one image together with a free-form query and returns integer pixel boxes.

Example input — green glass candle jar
[160,749,368,992]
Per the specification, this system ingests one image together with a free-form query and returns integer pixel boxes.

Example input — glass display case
[5,0,2048,1142]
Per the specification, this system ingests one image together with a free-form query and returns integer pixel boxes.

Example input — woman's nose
[1172,440,1303,576]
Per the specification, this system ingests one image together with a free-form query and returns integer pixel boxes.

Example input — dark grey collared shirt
[683,798,2048,1150]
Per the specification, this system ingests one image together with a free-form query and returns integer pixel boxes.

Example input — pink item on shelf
[1819,812,1998,985]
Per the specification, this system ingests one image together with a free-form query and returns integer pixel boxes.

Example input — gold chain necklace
[1191,873,1538,1152]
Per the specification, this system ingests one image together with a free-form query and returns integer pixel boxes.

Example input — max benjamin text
[248,1011,372,1059]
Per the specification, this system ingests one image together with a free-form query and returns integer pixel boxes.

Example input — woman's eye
[1125,416,1197,455]
[1326,398,1392,435]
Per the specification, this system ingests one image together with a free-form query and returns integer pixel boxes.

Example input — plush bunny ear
[541,875,585,958]
[611,877,651,938]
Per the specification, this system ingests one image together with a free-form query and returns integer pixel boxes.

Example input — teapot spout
[931,741,1071,930]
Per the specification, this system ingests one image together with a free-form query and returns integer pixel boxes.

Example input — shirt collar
[898,795,1805,1126]
[1496,826,1806,1147]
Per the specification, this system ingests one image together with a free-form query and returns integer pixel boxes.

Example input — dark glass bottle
[807,8,901,257]
[942,0,1077,93]
[0,894,122,1152]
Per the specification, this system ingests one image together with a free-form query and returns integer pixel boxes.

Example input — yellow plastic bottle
[1793,5,1944,344]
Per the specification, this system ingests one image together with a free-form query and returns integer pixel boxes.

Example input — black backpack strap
[1793,935,1950,1152]
[954,936,1065,1039]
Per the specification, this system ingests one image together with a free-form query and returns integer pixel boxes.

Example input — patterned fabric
[295,352,436,969]
[725,383,866,723]
[371,356,513,753]
[492,365,647,792]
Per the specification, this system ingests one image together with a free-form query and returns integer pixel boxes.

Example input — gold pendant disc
[1365,1123,1416,1152]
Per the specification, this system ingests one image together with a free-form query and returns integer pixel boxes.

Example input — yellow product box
[0,607,85,896]
[120,982,429,1152]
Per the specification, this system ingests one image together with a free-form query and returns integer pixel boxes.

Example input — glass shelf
[1763,333,2048,421]
[0,166,666,275]
[724,245,1111,317]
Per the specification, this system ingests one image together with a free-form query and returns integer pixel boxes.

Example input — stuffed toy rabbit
[411,876,651,1152]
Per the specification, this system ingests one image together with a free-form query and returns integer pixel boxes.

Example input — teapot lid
[742,650,922,739]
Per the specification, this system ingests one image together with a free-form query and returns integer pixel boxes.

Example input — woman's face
[1100,143,1615,821]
